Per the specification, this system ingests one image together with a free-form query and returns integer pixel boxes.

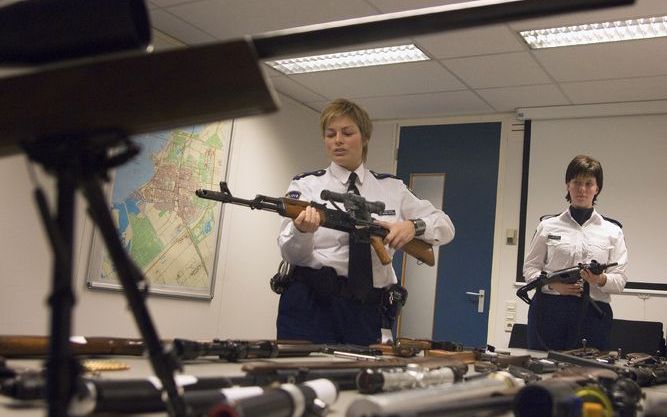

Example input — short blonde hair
[320,98,373,162]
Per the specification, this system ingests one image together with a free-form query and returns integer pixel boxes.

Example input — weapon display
[196,182,435,266]
[517,260,618,304]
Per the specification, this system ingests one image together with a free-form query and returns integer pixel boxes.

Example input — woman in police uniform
[276,98,455,345]
[523,154,628,351]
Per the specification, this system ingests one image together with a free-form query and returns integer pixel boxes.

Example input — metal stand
[24,132,188,417]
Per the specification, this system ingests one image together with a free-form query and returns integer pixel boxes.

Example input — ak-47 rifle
[195,182,435,266]
[0,335,327,361]
[516,260,618,304]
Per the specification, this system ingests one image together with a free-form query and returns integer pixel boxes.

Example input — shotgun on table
[195,182,435,266]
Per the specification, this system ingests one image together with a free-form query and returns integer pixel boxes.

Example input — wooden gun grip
[402,239,435,266]
[370,235,392,265]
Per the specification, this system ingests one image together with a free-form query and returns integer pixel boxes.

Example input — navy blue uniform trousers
[527,292,613,351]
[276,267,382,346]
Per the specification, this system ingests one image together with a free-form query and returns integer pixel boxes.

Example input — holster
[380,284,408,328]
[269,260,294,294]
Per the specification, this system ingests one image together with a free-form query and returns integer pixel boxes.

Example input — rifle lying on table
[240,356,468,390]
[195,182,435,266]
[0,335,146,358]
[0,335,374,361]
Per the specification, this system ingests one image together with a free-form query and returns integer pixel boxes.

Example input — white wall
[1,96,665,347]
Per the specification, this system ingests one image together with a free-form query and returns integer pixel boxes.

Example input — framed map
[86,121,232,299]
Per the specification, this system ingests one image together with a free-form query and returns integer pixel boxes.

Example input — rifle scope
[320,190,385,214]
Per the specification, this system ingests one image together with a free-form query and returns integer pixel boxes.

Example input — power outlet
[504,300,517,332]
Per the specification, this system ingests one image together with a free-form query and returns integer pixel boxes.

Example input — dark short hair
[565,154,603,204]
[320,98,372,162]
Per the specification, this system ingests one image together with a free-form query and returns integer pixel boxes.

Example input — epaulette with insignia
[370,170,400,180]
[539,214,559,222]
[603,216,623,228]
[292,169,326,181]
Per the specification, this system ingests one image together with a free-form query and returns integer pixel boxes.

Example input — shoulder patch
[603,216,623,229]
[539,214,559,222]
[370,170,400,180]
[292,169,326,181]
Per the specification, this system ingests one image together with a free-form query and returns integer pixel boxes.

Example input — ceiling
[144,0,667,120]
[2,0,665,121]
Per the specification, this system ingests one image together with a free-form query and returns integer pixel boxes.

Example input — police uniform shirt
[278,162,455,288]
[523,209,628,303]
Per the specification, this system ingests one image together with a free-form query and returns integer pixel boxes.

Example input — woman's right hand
[293,205,321,233]
[548,281,584,297]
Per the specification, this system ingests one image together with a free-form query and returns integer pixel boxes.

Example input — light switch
[506,229,518,245]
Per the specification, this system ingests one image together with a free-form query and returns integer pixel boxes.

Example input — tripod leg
[80,177,188,417]
[45,175,80,417]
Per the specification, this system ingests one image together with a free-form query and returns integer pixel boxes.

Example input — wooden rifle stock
[0,335,145,358]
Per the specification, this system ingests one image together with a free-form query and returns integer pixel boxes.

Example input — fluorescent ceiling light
[265,44,429,74]
[520,15,667,49]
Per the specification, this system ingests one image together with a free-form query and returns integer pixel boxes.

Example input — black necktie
[347,172,373,300]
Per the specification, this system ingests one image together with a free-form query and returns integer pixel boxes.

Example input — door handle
[465,289,485,313]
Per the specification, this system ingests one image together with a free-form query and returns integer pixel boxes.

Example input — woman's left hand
[580,268,606,287]
[375,220,416,249]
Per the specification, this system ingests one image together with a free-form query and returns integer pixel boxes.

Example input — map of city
[89,121,230,298]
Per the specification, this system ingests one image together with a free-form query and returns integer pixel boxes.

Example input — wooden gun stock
[0,335,145,358]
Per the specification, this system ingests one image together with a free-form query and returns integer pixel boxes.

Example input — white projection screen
[520,114,667,292]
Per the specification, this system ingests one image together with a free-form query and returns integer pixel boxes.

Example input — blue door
[395,122,500,346]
